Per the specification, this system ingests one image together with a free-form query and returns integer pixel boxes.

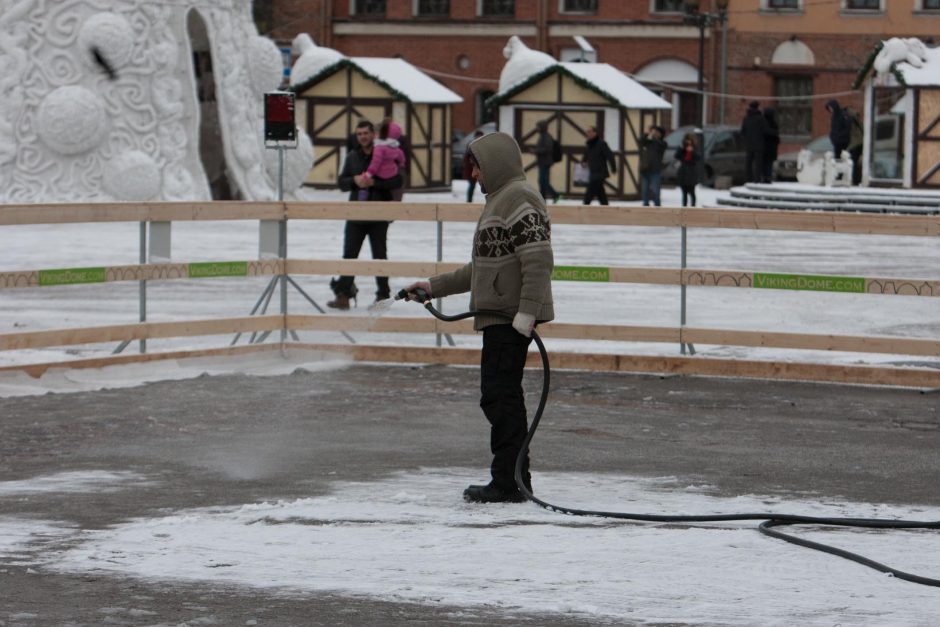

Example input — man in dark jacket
[581,125,616,206]
[741,101,768,184]
[638,125,667,206]
[329,119,399,309]
[533,120,561,203]
[826,99,851,159]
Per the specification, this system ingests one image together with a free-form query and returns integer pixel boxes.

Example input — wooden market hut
[487,62,672,201]
[290,54,462,191]
[853,38,940,189]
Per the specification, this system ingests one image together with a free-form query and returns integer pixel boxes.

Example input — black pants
[480,324,532,491]
[745,150,763,183]
[849,145,862,185]
[582,179,608,205]
[466,179,477,203]
[333,220,390,298]
[680,185,696,207]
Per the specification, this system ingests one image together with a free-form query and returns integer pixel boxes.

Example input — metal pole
[436,220,443,348]
[278,144,287,344]
[697,18,706,129]
[139,221,147,354]
[680,225,687,355]
[719,13,729,125]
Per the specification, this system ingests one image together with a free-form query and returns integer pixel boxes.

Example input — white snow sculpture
[0,0,313,202]
[103,150,162,201]
[823,150,853,187]
[35,86,109,155]
[248,36,285,95]
[264,127,316,193]
[873,37,928,75]
[290,33,345,87]
[498,36,556,93]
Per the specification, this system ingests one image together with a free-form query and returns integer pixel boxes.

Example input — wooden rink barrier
[1,201,939,388]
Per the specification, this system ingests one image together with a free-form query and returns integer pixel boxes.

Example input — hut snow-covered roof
[853,37,934,88]
[289,36,460,104]
[487,36,669,110]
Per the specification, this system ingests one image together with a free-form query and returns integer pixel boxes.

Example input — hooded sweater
[429,132,554,330]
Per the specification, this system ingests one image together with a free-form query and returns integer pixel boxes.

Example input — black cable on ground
[401,290,940,588]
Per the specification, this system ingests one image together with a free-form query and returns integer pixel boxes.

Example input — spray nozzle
[396,287,430,303]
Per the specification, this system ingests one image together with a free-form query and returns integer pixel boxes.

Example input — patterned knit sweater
[429,132,554,330]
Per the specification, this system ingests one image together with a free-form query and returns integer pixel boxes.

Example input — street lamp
[683,0,730,129]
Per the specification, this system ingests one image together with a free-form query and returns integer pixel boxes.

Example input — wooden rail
[1,201,938,387]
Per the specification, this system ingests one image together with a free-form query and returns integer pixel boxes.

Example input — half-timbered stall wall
[289,36,461,192]
[855,38,940,189]
[487,38,671,201]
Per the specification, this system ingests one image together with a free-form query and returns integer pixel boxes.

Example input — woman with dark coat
[674,133,701,207]
[580,125,616,205]
[762,107,780,183]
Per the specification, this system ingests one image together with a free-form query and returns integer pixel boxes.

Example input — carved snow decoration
[498,35,556,93]
[874,37,928,75]
[289,33,344,88]
[0,0,314,202]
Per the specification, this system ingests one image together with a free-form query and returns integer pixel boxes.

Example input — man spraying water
[402,132,554,503]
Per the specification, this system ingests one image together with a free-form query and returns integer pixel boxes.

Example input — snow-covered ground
[1,183,938,381]
[2,468,940,625]
[3,184,940,623]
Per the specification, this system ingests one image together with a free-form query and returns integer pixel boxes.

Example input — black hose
[402,290,940,588]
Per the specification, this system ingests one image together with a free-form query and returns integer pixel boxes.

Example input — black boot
[463,481,528,504]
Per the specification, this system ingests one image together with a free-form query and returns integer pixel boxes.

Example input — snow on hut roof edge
[290,57,462,104]
[488,62,671,110]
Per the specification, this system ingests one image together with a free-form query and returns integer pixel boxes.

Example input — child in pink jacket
[362,119,405,189]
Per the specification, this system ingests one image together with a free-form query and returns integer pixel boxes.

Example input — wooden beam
[681,327,940,357]
[0,316,283,350]
[285,259,462,278]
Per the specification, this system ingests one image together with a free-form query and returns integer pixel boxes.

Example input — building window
[352,0,386,15]
[652,0,684,12]
[765,0,800,9]
[774,76,813,137]
[922,0,940,9]
[844,0,880,9]
[561,0,597,13]
[416,0,449,15]
[479,0,514,16]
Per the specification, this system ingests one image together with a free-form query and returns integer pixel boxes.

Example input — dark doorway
[188,10,237,199]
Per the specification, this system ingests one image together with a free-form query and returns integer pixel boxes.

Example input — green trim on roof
[288,58,411,102]
[852,41,908,90]
[486,64,641,110]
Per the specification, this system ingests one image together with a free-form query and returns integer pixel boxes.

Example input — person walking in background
[762,107,780,183]
[581,125,616,206]
[844,105,864,185]
[463,130,484,202]
[533,120,561,204]
[674,133,700,207]
[826,99,851,159]
[638,125,667,207]
[403,132,554,504]
[741,101,767,184]
[330,119,398,309]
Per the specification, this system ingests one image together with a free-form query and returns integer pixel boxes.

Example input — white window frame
[412,0,450,17]
[650,0,684,14]
[762,0,802,10]
[841,0,882,11]
[917,0,940,10]
[476,0,515,17]
[559,0,597,14]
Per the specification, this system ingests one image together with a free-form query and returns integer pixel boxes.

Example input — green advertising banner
[38,267,107,286]
[552,265,610,282]
[753,272,865,294]
[188,261,249,279]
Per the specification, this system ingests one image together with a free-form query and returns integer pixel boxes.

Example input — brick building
[725,0,939,152]
[262,0,940,153]
[263,0,712,137]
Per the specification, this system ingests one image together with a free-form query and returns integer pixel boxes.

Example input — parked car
[661,125,747,187]
[774,134,831,182]
[452,121,496,179]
